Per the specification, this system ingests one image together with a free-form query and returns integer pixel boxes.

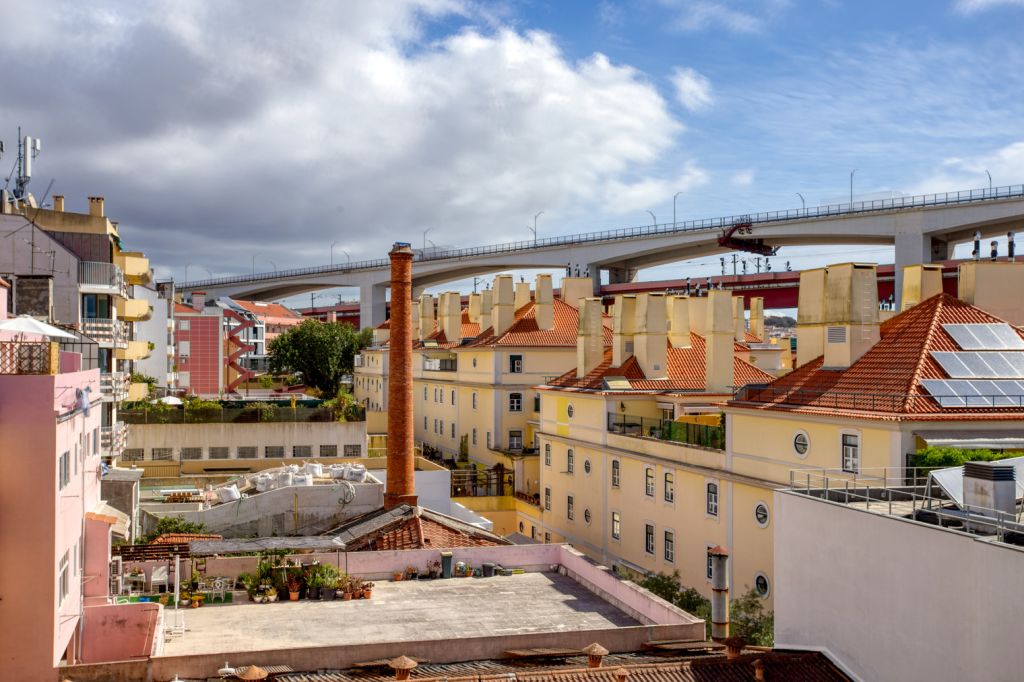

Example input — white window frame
[566,448,574,473]
[611,459,620,487]
[706,481,719,517]
[611,511,621,540]
[664,471,675,503]
[644,522,655,555]
[754,501,770,528]
[664,529,675,563]
[508,430,523,450]
[841,432,860,474]
[544,487,551,511]
[567,495,575,521]
[58,551,69,605]
[544,443,551,466]
[509,354,523,373]
[645,467,655,497]
[509,392,523,412]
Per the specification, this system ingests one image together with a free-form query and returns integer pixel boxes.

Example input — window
[544,487,551,510]
[451,423,456,438]
[567,449,574,473]
[343,444,362,456]
[509,354,523,373]
[842,433,860,473]
[509,430,523,450]
[320,444,338,457]
[567,403,575,419]
[177,319,190,331]
[793,431,810,457]
[472,392,477,409]
[472,428,477,446]
[645,523,655,554]
[509,392,523,412]
[293,445,312,457]
[433,418,438,434]
[707,549,714,580]
[584,508,592,524]
[472,357,477,368]
[611,460,620,487]
[451,390,456,405]
[583,459,592,475]
[664,472,675,502]
[152,447,173,461]
[265,445,285,458]
[122,448,144,462]
[544,532,551,543]
[440,419,445,435]
[707,482,719,516]
[209,447,230,459]
[611,512,621,539]
[567,495,575,520]
[58,451,70,490]
[544,443,551,466]
[423,386,427,400]
[235,446,257,459]
[92,427,99,455]
[181,447,203,460]
[754,503,770,528]
[424,416,428,430]
[58,551,69,606]
[519,521,525,533]
[645,468,655,497]
[664,530,675,562]
[754,573,770,597]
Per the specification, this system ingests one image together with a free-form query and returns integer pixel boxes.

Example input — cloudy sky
[4,0,1024,297]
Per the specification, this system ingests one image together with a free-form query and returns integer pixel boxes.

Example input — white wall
[774,490,1024,682]
[374,466,494,531]
[133,284,170,385]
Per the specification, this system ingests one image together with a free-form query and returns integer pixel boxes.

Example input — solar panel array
[932,351,1024,378]
[942,323,1024,350]
[920,379,1024,407]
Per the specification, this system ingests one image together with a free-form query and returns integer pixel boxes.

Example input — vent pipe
[583,642,608,668]
[709,545,730,641]
[991,240,999,261]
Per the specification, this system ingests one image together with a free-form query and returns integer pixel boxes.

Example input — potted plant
[392,570,403,582]
[265,586,278,603]
[363,581,374,599]
[428,561,441,579]
[179,591,191,607]
[286,573,302,601]
[238,573,258,602]
[405,565,418,581]
[320,565,340,600]
[339,575,353,600]
[190,569,201,592]
[307,566,323,600]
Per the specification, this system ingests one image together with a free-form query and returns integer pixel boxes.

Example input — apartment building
[132,280,177,391]
[0,195,155,461]
[173,292,256,397]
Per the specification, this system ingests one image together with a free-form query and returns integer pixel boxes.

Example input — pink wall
[0,368,102,680]
[80,603,161,664]
[175,312,223,395]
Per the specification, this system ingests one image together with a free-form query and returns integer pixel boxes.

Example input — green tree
[267,320,372,394]
[140,516,209,544]
[639,571,711,635]
[910,446,1015,468]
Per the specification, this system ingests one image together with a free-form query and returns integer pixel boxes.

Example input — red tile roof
[339,506,508,551]
[231,299,302,320]
[151,533,223,544]
[729,293,1024,420]
[420,311,481,349]
[545,333,774,394]
[466,299,612,348]
[174,302,196,314]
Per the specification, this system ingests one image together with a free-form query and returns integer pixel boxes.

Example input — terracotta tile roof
[729,293,1024,420]
[174,302,195,314]
[545,333,774,394]
[231,299,302,320]
[419,311,481,349]
[466,299,612,348]
[151,532,223,544]
[333,505,509,551]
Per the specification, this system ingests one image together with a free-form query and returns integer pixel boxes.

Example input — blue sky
[5,0,1024,303]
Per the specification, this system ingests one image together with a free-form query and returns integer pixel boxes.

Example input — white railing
[80,318,129,347]
[101,422,128,457]
[78,261,127,297]
[100,372,129,400]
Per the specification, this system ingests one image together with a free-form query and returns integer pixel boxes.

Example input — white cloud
[954,0,1024,14]
[907,141,1024,194]
[670,67,713,111]
[730,170,755,187]
[658,0,790,33]
[600,163,708,216]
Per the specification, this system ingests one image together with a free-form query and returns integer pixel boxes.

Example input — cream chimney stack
[411,297,421,340]
[576,297,605,378]
[612,295,637,367]
[514,281,531,310]
[439,291,461,341]
[467,292,482,324]
[704,290,734,394]
[535,274,554,331]
[901,264,943,311]
[418,293,435,340]
[480,289,493,333]
[560,277,593,308]
[492,275,515,336]
[88,196,105,217]
[688,296,708,336]
[796,268,826,367]
[822,263,880,370]
[192,292,206,311]
[668,296,691,348]
[958,260,1024,325]
[749,296,765,339]
[732,297,746,342]
[52,195,64,212]
[634,293,668,379]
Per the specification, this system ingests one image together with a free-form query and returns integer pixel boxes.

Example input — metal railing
[119,405,365,424]
[80,318,129,347]
[0,340,57,375]
[78,261,127,297]
[450,468,515,497]
[607,413,725,450]
[788,466,1024,544]
[102,423,127,457]
[734,384,1024,411]
[100,371,129,400]
[179,183,1024,289]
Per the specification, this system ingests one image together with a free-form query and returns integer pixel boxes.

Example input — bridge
[178,184,1024,327]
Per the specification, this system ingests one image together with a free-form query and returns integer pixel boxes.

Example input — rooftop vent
[963,461,1017,518]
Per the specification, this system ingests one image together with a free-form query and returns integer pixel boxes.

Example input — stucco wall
[127,420,367,459]
[774,489,1024,682]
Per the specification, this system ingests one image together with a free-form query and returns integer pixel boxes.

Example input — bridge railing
[179,184,1024,289]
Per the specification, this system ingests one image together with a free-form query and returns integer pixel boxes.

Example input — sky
[3,0,1024,305]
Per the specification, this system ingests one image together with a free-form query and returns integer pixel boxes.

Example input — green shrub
[910,446,1017,468]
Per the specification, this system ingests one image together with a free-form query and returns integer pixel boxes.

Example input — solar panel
[931,351,1024,378]
[921,379,1024,408]
[943,323,1024,350]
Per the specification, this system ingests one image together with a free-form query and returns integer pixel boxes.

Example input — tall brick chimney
[385,243,417,509]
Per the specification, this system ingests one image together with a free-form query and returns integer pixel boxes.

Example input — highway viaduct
[178,185,1024,328]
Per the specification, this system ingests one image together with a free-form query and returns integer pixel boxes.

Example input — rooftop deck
[161,572,639,657]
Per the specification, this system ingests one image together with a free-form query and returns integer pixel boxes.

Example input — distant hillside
[765,315,795,328]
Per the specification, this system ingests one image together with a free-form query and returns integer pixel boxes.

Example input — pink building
[173,293,255,397]
[0,281,157,679]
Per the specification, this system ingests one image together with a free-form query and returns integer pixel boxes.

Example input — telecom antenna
[14,127,42,199]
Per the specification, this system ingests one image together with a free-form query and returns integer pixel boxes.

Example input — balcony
[118,297,152,322]
[607,413,726,451]
[116,340,151,361]
[0,341,58,375]
[78,261,128,298]
[423,356,457,372]
[80,318,129,348]
[450,468,515,497]
[101,422,127,459]
[100,372,129,401]
[126,381,150,401]
[114,251,151,285]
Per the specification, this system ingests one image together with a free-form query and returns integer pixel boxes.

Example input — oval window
[793,431,809,457]
[584,509,592,524]
[472,357,477,367]
[584,459,592,474]
[518,521,525,533]
[567,404,575,419]
[754,573,770,597]
[754,503,769,528]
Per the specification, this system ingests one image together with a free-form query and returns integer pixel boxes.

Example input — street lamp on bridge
[646,210,657,227]
[673,191,683,226]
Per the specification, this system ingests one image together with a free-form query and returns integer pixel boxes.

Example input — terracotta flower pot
[363,589,372,599]
[289,591,299,602]
[342,592,352,601]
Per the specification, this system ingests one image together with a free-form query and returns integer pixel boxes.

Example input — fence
[119,406,364,424]
[607,413,725,450]
[450,468,515,497]
[78,261,127,297]
[0,340,57,375]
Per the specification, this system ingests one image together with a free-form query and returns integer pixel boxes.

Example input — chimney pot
[723,636,746,660]
[612,667,630,682]
[191,292,207,311]
[560,277,594,308]
[388,655,418,681]
[576,298,605,378]
[709,545,731,641]
[535,274,554,330]
[87,196,105,217]
[582,642,608,668]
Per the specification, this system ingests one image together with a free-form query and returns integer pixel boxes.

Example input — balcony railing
[100,371,129,400]
[423,357,457,372]
[101,423,127,458]
[80,318,129,348]
[78,261,128,298]
[450,468,515,497]
[0,341,58,375]
[119,405,365,424]
[607,412,725,450]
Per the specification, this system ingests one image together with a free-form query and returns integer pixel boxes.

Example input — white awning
[916,430,1024,450]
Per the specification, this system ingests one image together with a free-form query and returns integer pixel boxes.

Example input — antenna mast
[14,127,42,199]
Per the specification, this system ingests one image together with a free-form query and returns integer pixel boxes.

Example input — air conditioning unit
[109,556,122,576]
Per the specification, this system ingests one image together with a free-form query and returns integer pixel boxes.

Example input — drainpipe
[709,545,730,641]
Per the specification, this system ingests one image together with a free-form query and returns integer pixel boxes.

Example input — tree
[267,319,372,394]
[640,571,711,635]
[141,516,209,544]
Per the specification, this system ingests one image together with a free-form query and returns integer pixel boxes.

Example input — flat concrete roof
[161,572,639,657]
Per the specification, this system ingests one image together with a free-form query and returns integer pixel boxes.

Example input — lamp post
[796,192,805,210]
[646,210,657,227]
[422,228,433,251]
[673,191,683,226]
[185,263,195,282]
[251,254,256,275]
[985,169,992,195]
[531,211,543,244]
[340,249,350,264]
[849,169,857,207]
[331,241,338,266]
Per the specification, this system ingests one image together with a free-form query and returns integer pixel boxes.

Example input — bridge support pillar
[894,232,950,309]
[605,266,638,284]
[360,283,388,330]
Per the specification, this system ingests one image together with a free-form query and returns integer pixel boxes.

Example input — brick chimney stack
[385,243,417,509]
